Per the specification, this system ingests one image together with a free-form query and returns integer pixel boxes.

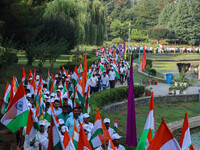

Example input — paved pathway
[147,83,200,96]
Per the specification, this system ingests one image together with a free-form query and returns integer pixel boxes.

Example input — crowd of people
[1,44,129,150]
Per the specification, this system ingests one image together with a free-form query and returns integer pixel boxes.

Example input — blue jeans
[101,85,107,91]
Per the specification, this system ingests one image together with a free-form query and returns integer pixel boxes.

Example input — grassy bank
[102,101,200,149]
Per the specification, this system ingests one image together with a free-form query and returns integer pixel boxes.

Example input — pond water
[191,131,200,150]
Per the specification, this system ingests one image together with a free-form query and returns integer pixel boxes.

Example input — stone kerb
[136,64,167,82]
[100,94,198,114]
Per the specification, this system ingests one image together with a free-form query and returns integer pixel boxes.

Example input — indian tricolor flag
[179,113,191,149]
[158,42,163,49]
[190,145,194,150]
[114,120,119,134]
[145,129,153,150]
[1,82,29,133]
[77,120,92,150]
[63,128,75,150]
[21,66,26,83]
[50,77,57,93]
[71,65,80,87]
[84,85,91,114]
[28,76,36,95]
[26,108,40,140]
[113,59,120,79]
[48,115,62,150]
[72,120,79,149]
[78,62,83,73]
[136,92,155,150]
[90,110,110,149]
[147,118,181,150]
[74,80,84,107]
[3,82,11,103]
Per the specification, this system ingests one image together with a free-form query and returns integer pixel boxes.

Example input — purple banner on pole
[126,54,137,147]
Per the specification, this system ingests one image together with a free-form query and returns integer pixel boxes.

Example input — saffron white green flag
[136,92,154,150]
[1,82,29,133]
[26,108,40,140]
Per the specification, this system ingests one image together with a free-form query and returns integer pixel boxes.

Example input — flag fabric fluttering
[142,45,146,72]
[1,82,29,133]
[63,128,75,150]
[126,54,137,147]
[82,48,88,97]
[90,110,110,149]
[77,120,92,150]
[114,120,119,134]
[179,113,191,149]
[145,128,153,150]
[72,120,79,149]
[21,66,26,83]
[26,108,40,140]
[48,115,63,150]
[148,118,181,150]
[136,92,154,150]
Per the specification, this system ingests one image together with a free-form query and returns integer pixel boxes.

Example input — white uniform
[115,144,126,150]
[34,131,48,150]
[108,127,114,136]
[22,127,34,150]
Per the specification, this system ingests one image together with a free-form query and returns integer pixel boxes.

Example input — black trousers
[110,80,115,88]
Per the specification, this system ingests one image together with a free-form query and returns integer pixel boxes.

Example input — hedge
[91,85,145,109]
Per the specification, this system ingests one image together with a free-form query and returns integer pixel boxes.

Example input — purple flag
[119,43,122,55]
[126,54,137,147]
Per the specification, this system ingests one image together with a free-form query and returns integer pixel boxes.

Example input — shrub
[91,85,145,109]
[112,38,123,44]
[146,59,152,68]
[149,69,156,76]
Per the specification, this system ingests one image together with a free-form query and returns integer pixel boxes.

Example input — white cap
[62,94,68,99]
[58,85,63,89]
[55,74,58,78]
[57,89,61,92]
[61,126,68,133]
[66,79,70,82]
[103,118,110,124]
[83,113,90,119]
[29,77,32,80]
[44,90,50,95]
[50,93,55,97]
[111,133,122,140]
[39,120,45,126]
[44,95,49,99]
[59,119,65,125]
[36,75,40,80]
[26,93,32,98]
[82,124,90,132]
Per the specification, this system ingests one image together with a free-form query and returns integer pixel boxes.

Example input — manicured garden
[103,101,200,149]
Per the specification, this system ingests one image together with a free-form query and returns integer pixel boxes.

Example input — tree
[158,2,176,27]
[169,0,196,44]
[148,27,171,41]
[133,0,159,30]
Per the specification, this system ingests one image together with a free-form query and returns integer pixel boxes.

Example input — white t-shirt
[90,76,98,87]
[109,71,116,81]
[115,144,126,150]
[101,75,109,86]
[120,67,125,74]
[34,131,48,150]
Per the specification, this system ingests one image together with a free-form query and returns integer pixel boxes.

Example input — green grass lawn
[101,101,200,149]
[146,53,200,60]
